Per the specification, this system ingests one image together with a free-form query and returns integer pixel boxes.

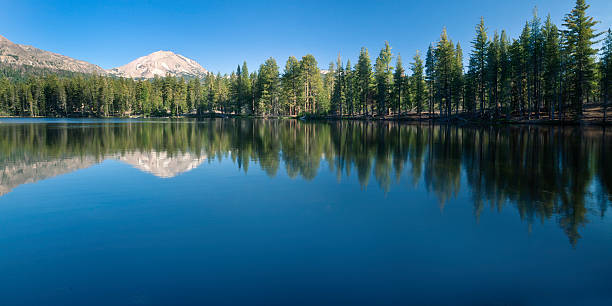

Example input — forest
[0,0,610,121]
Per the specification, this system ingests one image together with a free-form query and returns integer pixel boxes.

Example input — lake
[0,118,611,305]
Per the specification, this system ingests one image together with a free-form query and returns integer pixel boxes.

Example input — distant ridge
[0,34,108,75]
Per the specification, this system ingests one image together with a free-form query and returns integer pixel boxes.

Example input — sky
[1,0,611,73]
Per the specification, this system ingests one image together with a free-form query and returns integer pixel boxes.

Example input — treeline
[0,0,610,120]
[2,120,610,245]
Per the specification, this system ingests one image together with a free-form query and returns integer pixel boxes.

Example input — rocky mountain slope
[0,151,207,196]
[0,34,209,79]
[108,50,208,79]
[0,35,108,75]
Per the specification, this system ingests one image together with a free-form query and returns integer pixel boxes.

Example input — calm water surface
[0,118,611,305]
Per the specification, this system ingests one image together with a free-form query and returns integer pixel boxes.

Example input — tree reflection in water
[1,119,610,246]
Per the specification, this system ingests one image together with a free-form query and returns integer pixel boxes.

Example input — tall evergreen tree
[543,15,561,118]
[255,58,280,116]
[321,62,335,113]
[331,55,345,116]
[530,9,545,118]
[498,31,512,115]
[344,60,356,116]
[600,29,612,122]
[374,41,393,116]
[487,31,501,115]
[356,47,373,116]
[519,22,532,116]
[299,54,321,113]
[563,0,600,116]
[411,51,426,117]
[471,17,488,116]
[425,44,436,116]
[239,62,252,115]
[234,65,242,114]
[434,28,455,118]
[393,54,405,117]
[281,56,301,115]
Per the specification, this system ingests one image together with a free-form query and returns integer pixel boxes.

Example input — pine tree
[356,47,373,116]
[234,65,242,114]
[434,28,455,118]
[240,62,252,115]
[600,29,612,122]
[519,22,532,116]
[393,54,405,117]
[563,0,600,116]
[374,41,393,116]
[411,51,426,117]
[299,54,321,114]
[204,74,215,113]
[255,58,280,116]
[281,56,300,115]
[321,62,335,113]
[530,9,544,118]
[331,55,345,116]
[543,15,561,118]
[425,44,436,116]
[452,43,464,114]
[471,17,488,116]
[344,60,355,116]
[487,31,500,116]
[214,73,228,114]
[498,31,512,116]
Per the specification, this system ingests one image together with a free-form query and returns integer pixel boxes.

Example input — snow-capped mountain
[108,50,208,79]
[0,34,107,75]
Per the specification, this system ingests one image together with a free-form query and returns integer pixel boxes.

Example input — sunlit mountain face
[1,119,610,247]
[0,34,107,75]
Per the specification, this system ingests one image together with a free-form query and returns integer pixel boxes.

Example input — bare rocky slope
[0,34,108,75]
[0,34,208,79]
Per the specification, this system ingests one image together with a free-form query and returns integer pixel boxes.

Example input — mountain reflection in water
[1,119,610,246]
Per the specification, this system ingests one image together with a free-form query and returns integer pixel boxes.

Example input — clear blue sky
[1,0,611,73]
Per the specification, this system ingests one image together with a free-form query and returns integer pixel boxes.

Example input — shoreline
[2,114,609,127]
[2,103,610,126]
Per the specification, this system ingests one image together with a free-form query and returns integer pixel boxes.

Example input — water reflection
[1,119,610,246]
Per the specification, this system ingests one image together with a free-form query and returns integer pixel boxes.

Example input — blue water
[0,118,611,305]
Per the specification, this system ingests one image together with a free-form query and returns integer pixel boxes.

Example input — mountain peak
[151,50,174,55]
[0,34,208,79]
[108,50,207,79]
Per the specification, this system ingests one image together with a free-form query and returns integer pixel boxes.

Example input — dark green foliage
[392,54,406,117]
[0,0,606,121]
[471,17,488,116]
[601,29,612,121]
[562,0,601,116]
[374,41,393,116]
[410,51,426,116]
[330,55,345,116]
[356,48,373,116]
